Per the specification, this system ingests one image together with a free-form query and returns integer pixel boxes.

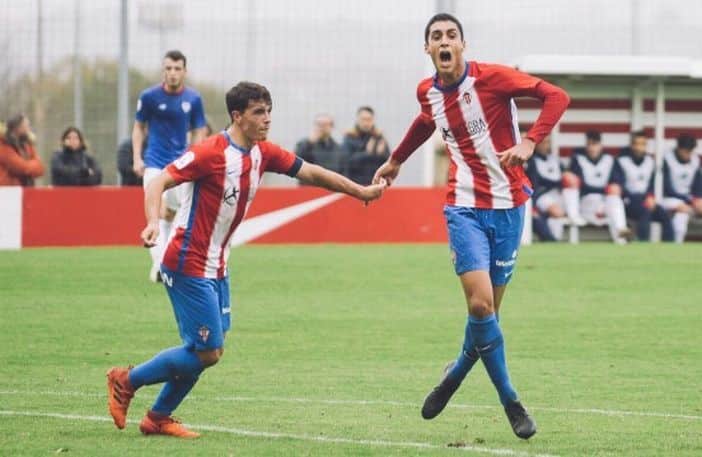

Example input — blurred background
[1,0,701,185]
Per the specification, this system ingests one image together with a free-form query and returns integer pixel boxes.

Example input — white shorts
[661,197,687,211]
[535,188,565,214]
[580,193,607,225]
[143,167,180,211]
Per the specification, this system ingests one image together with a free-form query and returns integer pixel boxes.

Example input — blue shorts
[160,266,231,351]
[444,204,525,286]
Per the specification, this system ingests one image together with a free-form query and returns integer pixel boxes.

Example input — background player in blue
[132,50,207,282]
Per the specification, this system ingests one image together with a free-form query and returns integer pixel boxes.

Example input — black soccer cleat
[504,400,537,439]
[421,361,462,420]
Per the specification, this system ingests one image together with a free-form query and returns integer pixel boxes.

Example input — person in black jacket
[117,136,147,186]
[50,126,102,186]
[342,106,390,184]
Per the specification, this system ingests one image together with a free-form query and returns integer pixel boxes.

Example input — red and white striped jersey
[162,132,301,278]
[392,61,569,209]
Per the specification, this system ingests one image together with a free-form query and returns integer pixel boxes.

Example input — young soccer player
[373,13,570,439]
[107,81,387,438]
[132,50,208,282]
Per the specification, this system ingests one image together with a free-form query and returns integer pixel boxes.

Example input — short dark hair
[676,133,697,151]
[225,82,272,119]
[357,106,374,116]
[61,126,86,149]
[585,130,602,143]
[424,13,464,43]
[631,130,647,141]
[6,113,26,133]
[163,50,187,68]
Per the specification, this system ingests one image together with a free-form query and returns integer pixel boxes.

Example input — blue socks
[128,345,204,389]
[469,314,518,406]
[152,376,200,416]
[447,317,480,382]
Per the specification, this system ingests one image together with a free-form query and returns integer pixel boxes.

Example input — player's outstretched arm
[296,162,387,203]
[141,171,177,247]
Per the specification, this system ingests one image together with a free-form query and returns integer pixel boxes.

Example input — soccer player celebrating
[373,13,569,439]
[133,50,208,282]
[106,82,386,438]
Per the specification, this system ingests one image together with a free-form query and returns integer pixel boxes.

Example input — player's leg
[536,190,565,241]
[562,173,586,225]
[625,196,651,241]
[651,204,675,242]
[487,204,536,439]
[604,185,630,243]
[663,198,691,243]
[421,206,489,420]
[137,269,227,438]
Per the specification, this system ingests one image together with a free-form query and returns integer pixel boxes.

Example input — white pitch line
[0,410,558,457]
[0,390,700,421]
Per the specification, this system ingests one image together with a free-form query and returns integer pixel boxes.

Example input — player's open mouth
[439,50,452,63]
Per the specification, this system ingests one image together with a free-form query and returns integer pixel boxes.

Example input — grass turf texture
[0,244,700,456]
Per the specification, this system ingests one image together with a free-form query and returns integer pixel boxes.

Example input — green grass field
[1,244,701,456]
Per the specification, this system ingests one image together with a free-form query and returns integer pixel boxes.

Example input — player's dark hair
[4,113,27,149]
[676,133,697,151]
[585,130,602,143]
[357,106,374,116]
[226,82,272,119]
[61,126,86,150]
[164,49,187,68]
[630,130,647,141]
[424,13,464,43]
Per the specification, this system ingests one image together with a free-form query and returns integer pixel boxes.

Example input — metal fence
[1,0,701,185]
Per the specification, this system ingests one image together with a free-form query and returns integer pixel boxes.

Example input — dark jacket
[50,146,102,186]
[295,137,348,175]
[341,126,390,185]
[117,138,145,186]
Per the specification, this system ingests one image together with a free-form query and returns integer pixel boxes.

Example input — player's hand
[359,179,387,203]
[133,158,146,178]
[644,195,656,210]
[497,140,535,167]
[141,222,159,248]
[372,158,401,187]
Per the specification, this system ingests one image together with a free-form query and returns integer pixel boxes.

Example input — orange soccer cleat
[106,366,135,429]
[139,411,201,439]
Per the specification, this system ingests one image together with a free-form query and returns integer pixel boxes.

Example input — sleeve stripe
[286,156,304,177]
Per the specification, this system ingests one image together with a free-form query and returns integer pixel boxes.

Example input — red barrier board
[21,187,449,247]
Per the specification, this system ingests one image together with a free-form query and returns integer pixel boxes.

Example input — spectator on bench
[0,113,44,186]
[612,130,674,241]
[565,130,631,244]
[661,133,702,242]
[51,126,102,186]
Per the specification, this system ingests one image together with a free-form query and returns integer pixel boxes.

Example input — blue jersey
[135,85,206,169]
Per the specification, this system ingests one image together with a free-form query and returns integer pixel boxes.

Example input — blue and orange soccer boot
[139,410,201,438]
[106,366,135,429]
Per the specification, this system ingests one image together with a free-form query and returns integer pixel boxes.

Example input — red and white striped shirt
[162,132,301,278]
[392,61,570,209]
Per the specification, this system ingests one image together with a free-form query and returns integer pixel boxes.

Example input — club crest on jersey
[173,151,195,170]
[181,101,192,113]
[158,103,167,111]
[463,92,472,105]
[198,326,210,343]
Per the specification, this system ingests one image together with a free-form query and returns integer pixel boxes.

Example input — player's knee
[197,349,223,368]
[548,205,565,218]
[562,172,579,188]
[468,297,494,318]
[606,184,622,196]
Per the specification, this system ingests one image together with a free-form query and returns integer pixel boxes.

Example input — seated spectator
[342,106,390,185]
[0,113,44,186]
[50,127,102,186]
[117,136,146,186]
[564,130,631,244]
[525,135,584,241]
[295,114,347,176]
[612,130,674,241]
[661,133,702,242]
